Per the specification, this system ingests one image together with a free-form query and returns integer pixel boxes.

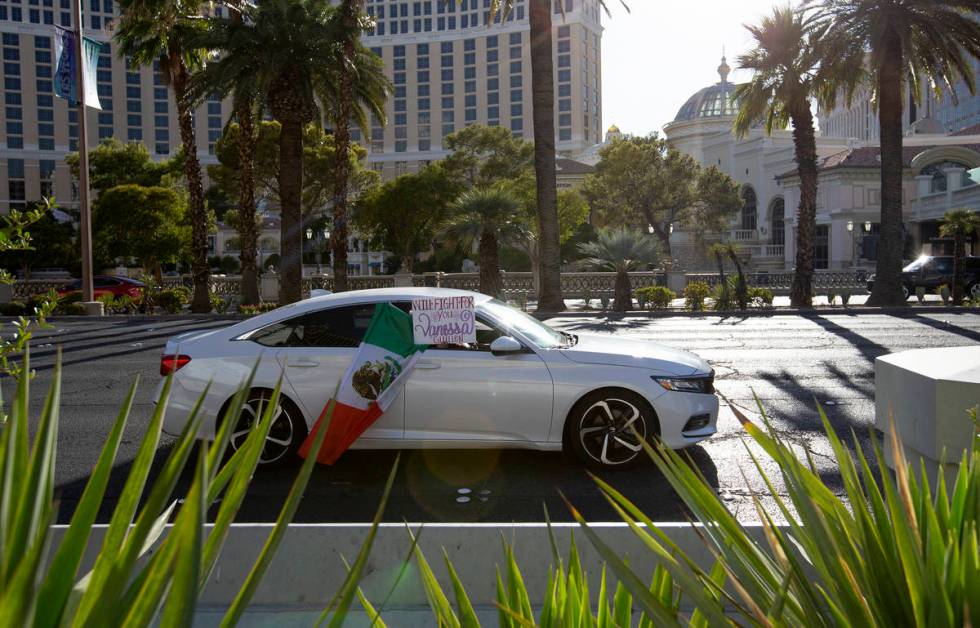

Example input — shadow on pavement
[54,444,719,525]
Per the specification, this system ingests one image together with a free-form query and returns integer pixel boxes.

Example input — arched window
[741,186,757,231]
[770,198,785,245]
[922,160,971,193]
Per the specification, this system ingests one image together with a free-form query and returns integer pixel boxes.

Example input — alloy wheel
[577,397,646,466]
[231,396,296,465]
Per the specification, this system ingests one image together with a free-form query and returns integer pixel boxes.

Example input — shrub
[57,302,87,315]
[419,404,980,627]
[0,301,27,316]
[683,281,710,312]
[710,277,737,311]
[239,301,279,315]
[746,286,774,308]
[220,255,241,275]
[841,291,851,306]
[636,285,675,311]
[826,290,838,306]
[0,346,397,625]
[155,288,188,314]
[210,293,230,314]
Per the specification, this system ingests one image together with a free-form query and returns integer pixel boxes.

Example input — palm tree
[816,0,980,306]
[483,0,624,312]
[115,0,212,312]
[735,5,860,308]
[190,0,388,304]
[578,227,659,312]
[444,187,520,298]
[940,208,980,305]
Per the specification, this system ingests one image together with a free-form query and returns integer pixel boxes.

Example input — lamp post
[847,220,855,268]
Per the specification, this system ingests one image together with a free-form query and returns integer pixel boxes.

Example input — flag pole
[71,0,95,305]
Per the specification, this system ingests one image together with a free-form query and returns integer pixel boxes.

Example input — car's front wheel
[228,390,308,468]
[566,389,657,470]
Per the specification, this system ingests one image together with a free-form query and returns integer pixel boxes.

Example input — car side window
[94,277,119,288]
[251,304,378,348]
[934,259,954,274]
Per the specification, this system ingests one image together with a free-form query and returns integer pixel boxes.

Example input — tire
[902,284,910,300]
[565,389,658,470]
[227,390,308,469]
[968,282,980,300]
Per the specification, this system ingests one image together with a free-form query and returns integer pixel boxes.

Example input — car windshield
[903,257,929,272]
[479,299,567,348]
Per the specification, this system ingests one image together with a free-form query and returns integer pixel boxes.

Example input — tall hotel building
[0,0,603,212]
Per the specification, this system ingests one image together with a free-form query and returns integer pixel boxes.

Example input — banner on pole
[411,296,477,345]
[54,26,104,110]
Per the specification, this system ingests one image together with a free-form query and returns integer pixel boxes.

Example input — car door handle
[287,358,320,367]
[416,361,441,370]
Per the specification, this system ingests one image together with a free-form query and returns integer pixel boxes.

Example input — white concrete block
[875,346,980,483]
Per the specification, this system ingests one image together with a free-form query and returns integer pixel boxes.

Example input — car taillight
[160,354,191,376]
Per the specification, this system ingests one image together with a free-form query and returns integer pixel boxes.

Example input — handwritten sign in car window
[411,296,477,345]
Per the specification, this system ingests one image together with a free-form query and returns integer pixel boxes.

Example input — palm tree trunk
[613,269,631,312]
[278,118,304,304]
[330,0,362,293]
[867,28,907,307]
[479,231,502,298]
[236,98,260,305]
[952,232,965,306]
[171,61,211,313]
[528,0,563,311]
[789,105,817,308]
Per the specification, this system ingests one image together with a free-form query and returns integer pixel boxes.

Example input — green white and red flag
[298,303,427,465]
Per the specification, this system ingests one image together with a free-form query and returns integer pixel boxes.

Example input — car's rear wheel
[566,389,658,470]
[228,390,307,468]
[902,285,911,300]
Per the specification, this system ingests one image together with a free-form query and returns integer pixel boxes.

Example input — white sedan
[156,288,718,470]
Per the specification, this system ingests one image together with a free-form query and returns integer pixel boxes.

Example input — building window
[770,198,785,246]
[741,186,757,231]
[814,224,829,270]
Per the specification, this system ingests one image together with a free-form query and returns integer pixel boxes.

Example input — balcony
[755,244,784,259]
[728,229,756,242]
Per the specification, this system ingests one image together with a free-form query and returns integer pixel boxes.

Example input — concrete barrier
[51,521,773,622]
[875,345,980,487]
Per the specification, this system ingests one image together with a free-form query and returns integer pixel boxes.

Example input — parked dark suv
[866,256,980,299]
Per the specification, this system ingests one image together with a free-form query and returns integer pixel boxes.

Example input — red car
[57,275,146,299]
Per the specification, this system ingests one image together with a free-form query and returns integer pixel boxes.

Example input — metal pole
[72,0,94,303]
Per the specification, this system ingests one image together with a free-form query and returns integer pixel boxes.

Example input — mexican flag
[298,302,427,465]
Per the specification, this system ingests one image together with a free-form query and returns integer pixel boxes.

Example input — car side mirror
[490,336,523,356]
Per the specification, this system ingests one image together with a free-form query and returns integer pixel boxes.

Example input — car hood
[559,333,709,375]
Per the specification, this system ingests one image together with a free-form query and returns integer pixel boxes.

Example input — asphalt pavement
[8,309,980,524]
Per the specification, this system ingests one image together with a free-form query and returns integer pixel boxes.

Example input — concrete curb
[53,522,771,612]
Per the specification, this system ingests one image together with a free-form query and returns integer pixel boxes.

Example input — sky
[599,0,782,137]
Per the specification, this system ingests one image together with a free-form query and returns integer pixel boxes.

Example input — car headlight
[652,374,714,394]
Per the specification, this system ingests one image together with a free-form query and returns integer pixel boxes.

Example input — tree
[190,0,388,303]
[506,171,589,293]
[735,6,859,308]
[115,0,212,312]
[94,185,188,278]
[939,208,980,305]
[443,124,534,187]
[816,0,980,306]
[209,123,378,295]
[578,227,659,312]
[444,187,520,298]
[354,164,463,272]
[0,205,76,279]
[66,138,180,195]
[583,135,742,265]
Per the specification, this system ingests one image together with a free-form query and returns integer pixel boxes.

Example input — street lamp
[846,220,854,232]
[864,221,872,232]
[647,224,654,234]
